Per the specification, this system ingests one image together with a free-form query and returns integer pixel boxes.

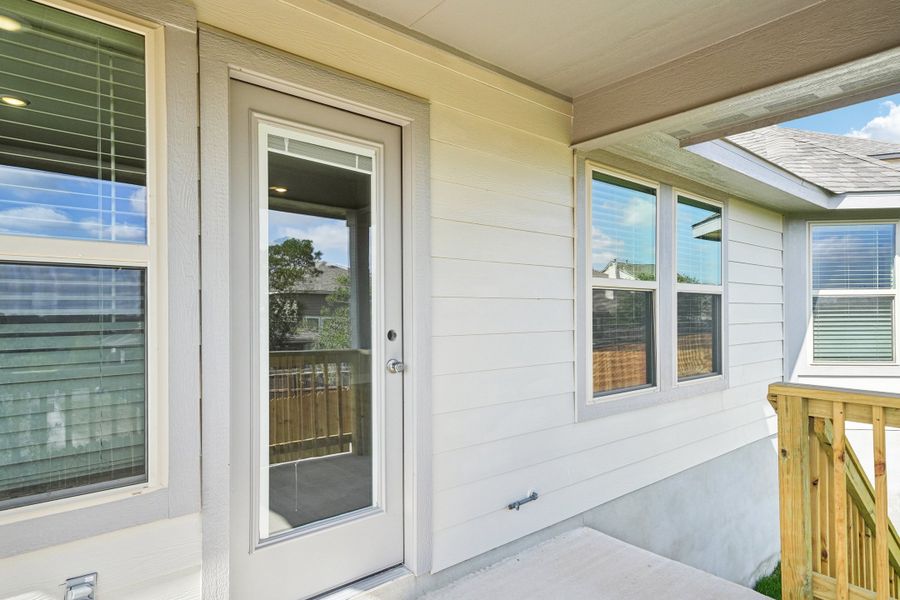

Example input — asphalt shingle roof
[727,126,900,194]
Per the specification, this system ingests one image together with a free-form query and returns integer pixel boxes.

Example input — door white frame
[199,26,432,599]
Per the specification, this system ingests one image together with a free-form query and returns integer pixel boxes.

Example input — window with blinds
[677,292,722,379]
[592,289,654,395]
[676,195,723,381]
[0,0,152,509]
[591,172,656,281]
[810,223,896,363]
[0,0,146,243]
[0,263,147,507]
[589,169,658,397]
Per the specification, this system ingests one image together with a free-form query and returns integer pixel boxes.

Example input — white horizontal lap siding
[429,100,577,569]
[430,187,785,570]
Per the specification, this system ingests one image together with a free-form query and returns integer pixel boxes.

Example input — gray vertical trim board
[198,27,432,599]
[0,0,200,557]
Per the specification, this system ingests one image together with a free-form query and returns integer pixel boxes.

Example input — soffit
[337,0,821,98]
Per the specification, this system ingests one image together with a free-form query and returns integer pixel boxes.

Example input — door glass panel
[262,128,375,538]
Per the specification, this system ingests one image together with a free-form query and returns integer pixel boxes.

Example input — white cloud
[0,205,73,234]
[847,101,900,143]
[622,195,656,226]
[127,188,147,214]
[0,205,146,241]
[271,212,350,266]
[78,218,146,241]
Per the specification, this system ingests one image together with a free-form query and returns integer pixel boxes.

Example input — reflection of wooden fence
[268,350,370,464]
[677,333,713,379]
[593,343,648,393]
[592,334,714,393]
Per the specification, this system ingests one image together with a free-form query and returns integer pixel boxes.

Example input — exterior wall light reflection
[269,186,288,193]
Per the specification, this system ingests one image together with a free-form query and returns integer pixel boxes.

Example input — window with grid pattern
[590,171,657,396]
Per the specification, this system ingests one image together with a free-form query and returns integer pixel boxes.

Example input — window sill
[797,363,900,378]
[0,484,172,559]
[577,376,729,422]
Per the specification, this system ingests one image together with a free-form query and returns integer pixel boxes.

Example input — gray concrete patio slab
[415,527,768,600]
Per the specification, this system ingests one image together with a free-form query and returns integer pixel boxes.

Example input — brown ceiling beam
[573,0,900,148]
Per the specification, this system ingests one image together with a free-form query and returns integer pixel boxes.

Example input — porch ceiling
[332,0,820,99]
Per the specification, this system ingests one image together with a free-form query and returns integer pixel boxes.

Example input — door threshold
[311,566,412,600]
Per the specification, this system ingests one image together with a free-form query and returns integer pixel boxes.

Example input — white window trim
[803,219,899,369]
[0,0,169,528]
[576,160,730,422]
[673,191,725,386]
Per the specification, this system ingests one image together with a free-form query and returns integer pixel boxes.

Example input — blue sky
[269,210,350,267]
[0,164,147,243]
[783,93,900,142]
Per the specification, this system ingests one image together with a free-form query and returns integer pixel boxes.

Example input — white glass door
[229,80,403,600]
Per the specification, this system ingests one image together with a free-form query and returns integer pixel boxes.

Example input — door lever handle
[386,359,406,374]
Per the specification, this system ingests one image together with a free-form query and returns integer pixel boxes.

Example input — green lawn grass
[753,563,781,599]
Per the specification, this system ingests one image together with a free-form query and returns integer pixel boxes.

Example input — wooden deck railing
[269,349,370,464]
[770,382,900,600]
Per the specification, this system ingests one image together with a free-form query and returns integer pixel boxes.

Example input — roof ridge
[778,126,900,154]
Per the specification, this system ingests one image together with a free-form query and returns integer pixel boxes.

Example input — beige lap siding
[431,194,782,571]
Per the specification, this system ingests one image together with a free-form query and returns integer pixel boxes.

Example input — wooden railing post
[874,405,890,600]
[778,393,814,600]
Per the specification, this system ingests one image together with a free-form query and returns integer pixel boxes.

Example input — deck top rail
[770,382,900,600]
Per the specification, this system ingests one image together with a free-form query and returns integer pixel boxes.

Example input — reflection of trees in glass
[317,274,351,350]
[677,273,699,284]
[268,238,321,349]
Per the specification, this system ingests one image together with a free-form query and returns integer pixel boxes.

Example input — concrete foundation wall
[583,435,781,587]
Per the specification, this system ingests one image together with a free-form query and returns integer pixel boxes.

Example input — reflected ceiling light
[0,16,23,32]
[0,95,29,108]
[269,186,288,193]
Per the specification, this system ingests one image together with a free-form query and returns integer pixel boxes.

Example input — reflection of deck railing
[269,349,370,464]
[770,383,900,600]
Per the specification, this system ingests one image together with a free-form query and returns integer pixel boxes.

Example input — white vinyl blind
[812,223,894,290]
[813,296,894,362]
[0,263,147,507]
[810,223,896,363]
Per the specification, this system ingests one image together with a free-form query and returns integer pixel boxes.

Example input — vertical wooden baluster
[324,360,332,454]
[337,359,346,452]
[811,420,822,575]
[312,359,321,457]
[299,361,306,458]
[778,394,813,600]
[833,401,849,600]
[849,503,857,586]
[873,405,889,600]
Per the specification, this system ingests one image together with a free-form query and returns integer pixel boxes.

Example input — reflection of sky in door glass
[269,210,349,266]
[0,165,147,243]
[591,174,656,279]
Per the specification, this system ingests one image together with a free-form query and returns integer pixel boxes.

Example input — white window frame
[576,160,730,422]
[583,164,660,403]
[805,219,899,368]
[0,0,168,522]
[673,191,725,385]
